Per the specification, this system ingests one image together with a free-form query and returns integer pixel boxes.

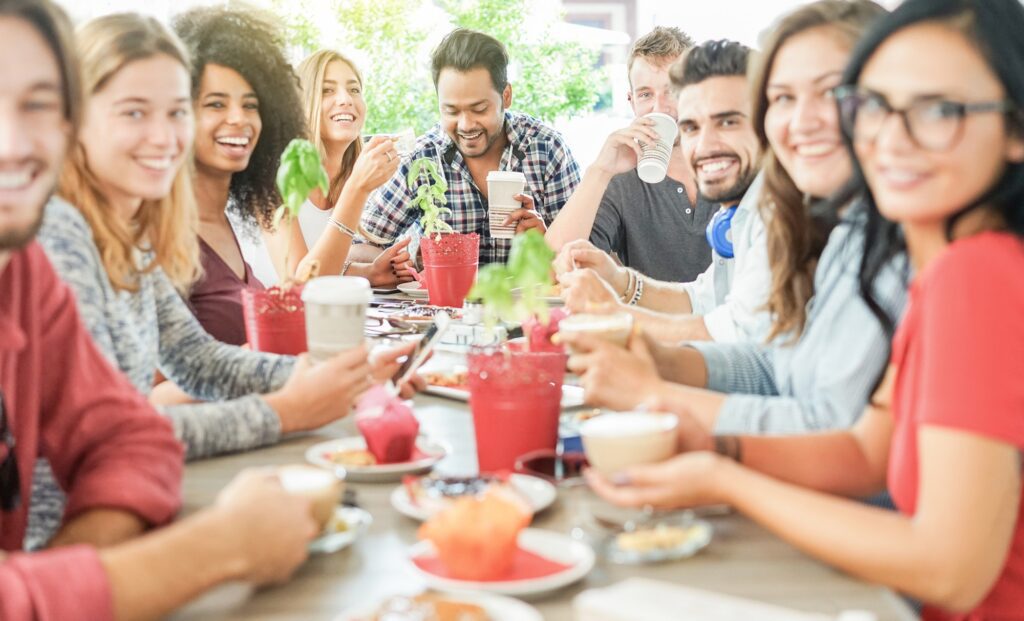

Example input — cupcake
[355,385,419,464]
[417,491,531,581]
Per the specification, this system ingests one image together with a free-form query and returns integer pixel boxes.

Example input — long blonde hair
[59,13,200,294]
[296,50,363,206]
[749,0,887,341]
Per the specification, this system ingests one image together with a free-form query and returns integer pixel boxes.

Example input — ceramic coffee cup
[580,412,678,475]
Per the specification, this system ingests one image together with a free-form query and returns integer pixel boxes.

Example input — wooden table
[172,388,918,621]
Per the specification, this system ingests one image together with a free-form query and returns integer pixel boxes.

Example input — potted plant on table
[409,157,479,308]
[464,230,568,473]
[241,139,329,355]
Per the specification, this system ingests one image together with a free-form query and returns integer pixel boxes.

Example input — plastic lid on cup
[301,275,372,305]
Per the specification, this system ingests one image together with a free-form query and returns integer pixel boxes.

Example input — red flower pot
[420,232,479,308]
[241,286,307,355]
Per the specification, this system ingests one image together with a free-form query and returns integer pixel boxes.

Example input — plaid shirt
[360,110,581,265]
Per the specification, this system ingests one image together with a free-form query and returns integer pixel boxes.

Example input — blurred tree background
[269,0,600,135]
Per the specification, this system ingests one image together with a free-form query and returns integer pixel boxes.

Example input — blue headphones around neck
[706,205,738,259]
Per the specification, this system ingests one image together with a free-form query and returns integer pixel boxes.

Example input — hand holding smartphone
[392,312,451,387]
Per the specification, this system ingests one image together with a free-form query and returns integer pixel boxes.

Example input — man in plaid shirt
[353,28,581,266]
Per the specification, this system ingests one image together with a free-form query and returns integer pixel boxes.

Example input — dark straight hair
[431,28,509,93]
[835,0,1024,341]
[0,0,81,138]
[668,39,750,92]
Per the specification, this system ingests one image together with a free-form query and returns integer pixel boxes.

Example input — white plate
[511,286,564,306]
[336,591,542,621]
[425,383,585,410]
[390,474,557,522]
[397,281,429,299]
[409,528,595,597]
[308,506,372,555]
[305,436,448,483]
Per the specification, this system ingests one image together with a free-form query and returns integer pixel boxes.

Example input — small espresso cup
[302,276,371,364]
[276,464,345,531]
[557,312,634,355]
[636,112,679,184]
[580,412,678,476]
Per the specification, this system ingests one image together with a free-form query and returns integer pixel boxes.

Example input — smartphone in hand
[393,313,450,385]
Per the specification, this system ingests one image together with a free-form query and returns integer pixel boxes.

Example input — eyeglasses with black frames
[834,84,1015,152]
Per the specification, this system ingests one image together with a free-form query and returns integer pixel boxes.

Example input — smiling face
[677,75,760,203]
[0,16,70,250]
[436,66,510,159]
[79,53,192,210]
[193,63,261,176]
[854,22,1024,228]
[319,59,365,149]
[764,26,851,199]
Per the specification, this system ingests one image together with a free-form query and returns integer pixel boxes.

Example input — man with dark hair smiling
[559,39,772,344]
[0,1,320,619]
[353,28,581,265]
[547,26,717,284]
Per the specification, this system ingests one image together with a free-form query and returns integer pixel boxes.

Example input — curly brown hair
[173,6,307,231]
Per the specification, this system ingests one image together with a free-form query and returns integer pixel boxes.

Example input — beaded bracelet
[628,273,644,306]
[328,216,358,239]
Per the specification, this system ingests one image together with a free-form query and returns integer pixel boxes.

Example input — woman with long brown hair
[563,0,906,436]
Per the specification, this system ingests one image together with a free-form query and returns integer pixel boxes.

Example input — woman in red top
[586,0,1024,618]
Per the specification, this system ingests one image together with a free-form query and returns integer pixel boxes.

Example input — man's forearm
[49,509,148,550]
[545,167,613,251]
[100,509,245,621]
[636,275,693,313]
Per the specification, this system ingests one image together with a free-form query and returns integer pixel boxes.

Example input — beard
[700,164,758,204]
[0,211,44,252]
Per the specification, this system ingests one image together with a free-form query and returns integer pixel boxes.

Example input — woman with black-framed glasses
[587,0,1024,618]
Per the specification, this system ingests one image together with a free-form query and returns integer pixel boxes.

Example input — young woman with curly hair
[171,6,307,345]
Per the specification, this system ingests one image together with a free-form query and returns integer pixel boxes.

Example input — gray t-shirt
[589,170,715,282]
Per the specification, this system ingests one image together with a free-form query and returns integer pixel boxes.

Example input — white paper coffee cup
[302,276,371,364]
[557,313,634,355]
[636,112,679,184]
[487,170,526,240]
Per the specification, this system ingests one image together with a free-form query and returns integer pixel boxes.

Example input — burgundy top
[189,235,265,346]
[0,243,184,621]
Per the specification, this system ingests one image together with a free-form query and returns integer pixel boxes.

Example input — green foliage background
[270,0,600,135]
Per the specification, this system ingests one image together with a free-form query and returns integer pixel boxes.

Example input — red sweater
[0,243,184,621]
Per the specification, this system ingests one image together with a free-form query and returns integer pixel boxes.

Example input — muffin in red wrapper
[417,491,532,581]
[355,385,419,464]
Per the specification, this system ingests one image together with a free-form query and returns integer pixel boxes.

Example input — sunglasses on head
[0,391,20,512]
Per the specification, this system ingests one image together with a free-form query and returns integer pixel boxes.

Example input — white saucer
[390,474,557,522]
[336,591,542,621]
[305,436,448,483]
[308,506,372,555]
[397,281,429,299]
[409,528,595,597]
